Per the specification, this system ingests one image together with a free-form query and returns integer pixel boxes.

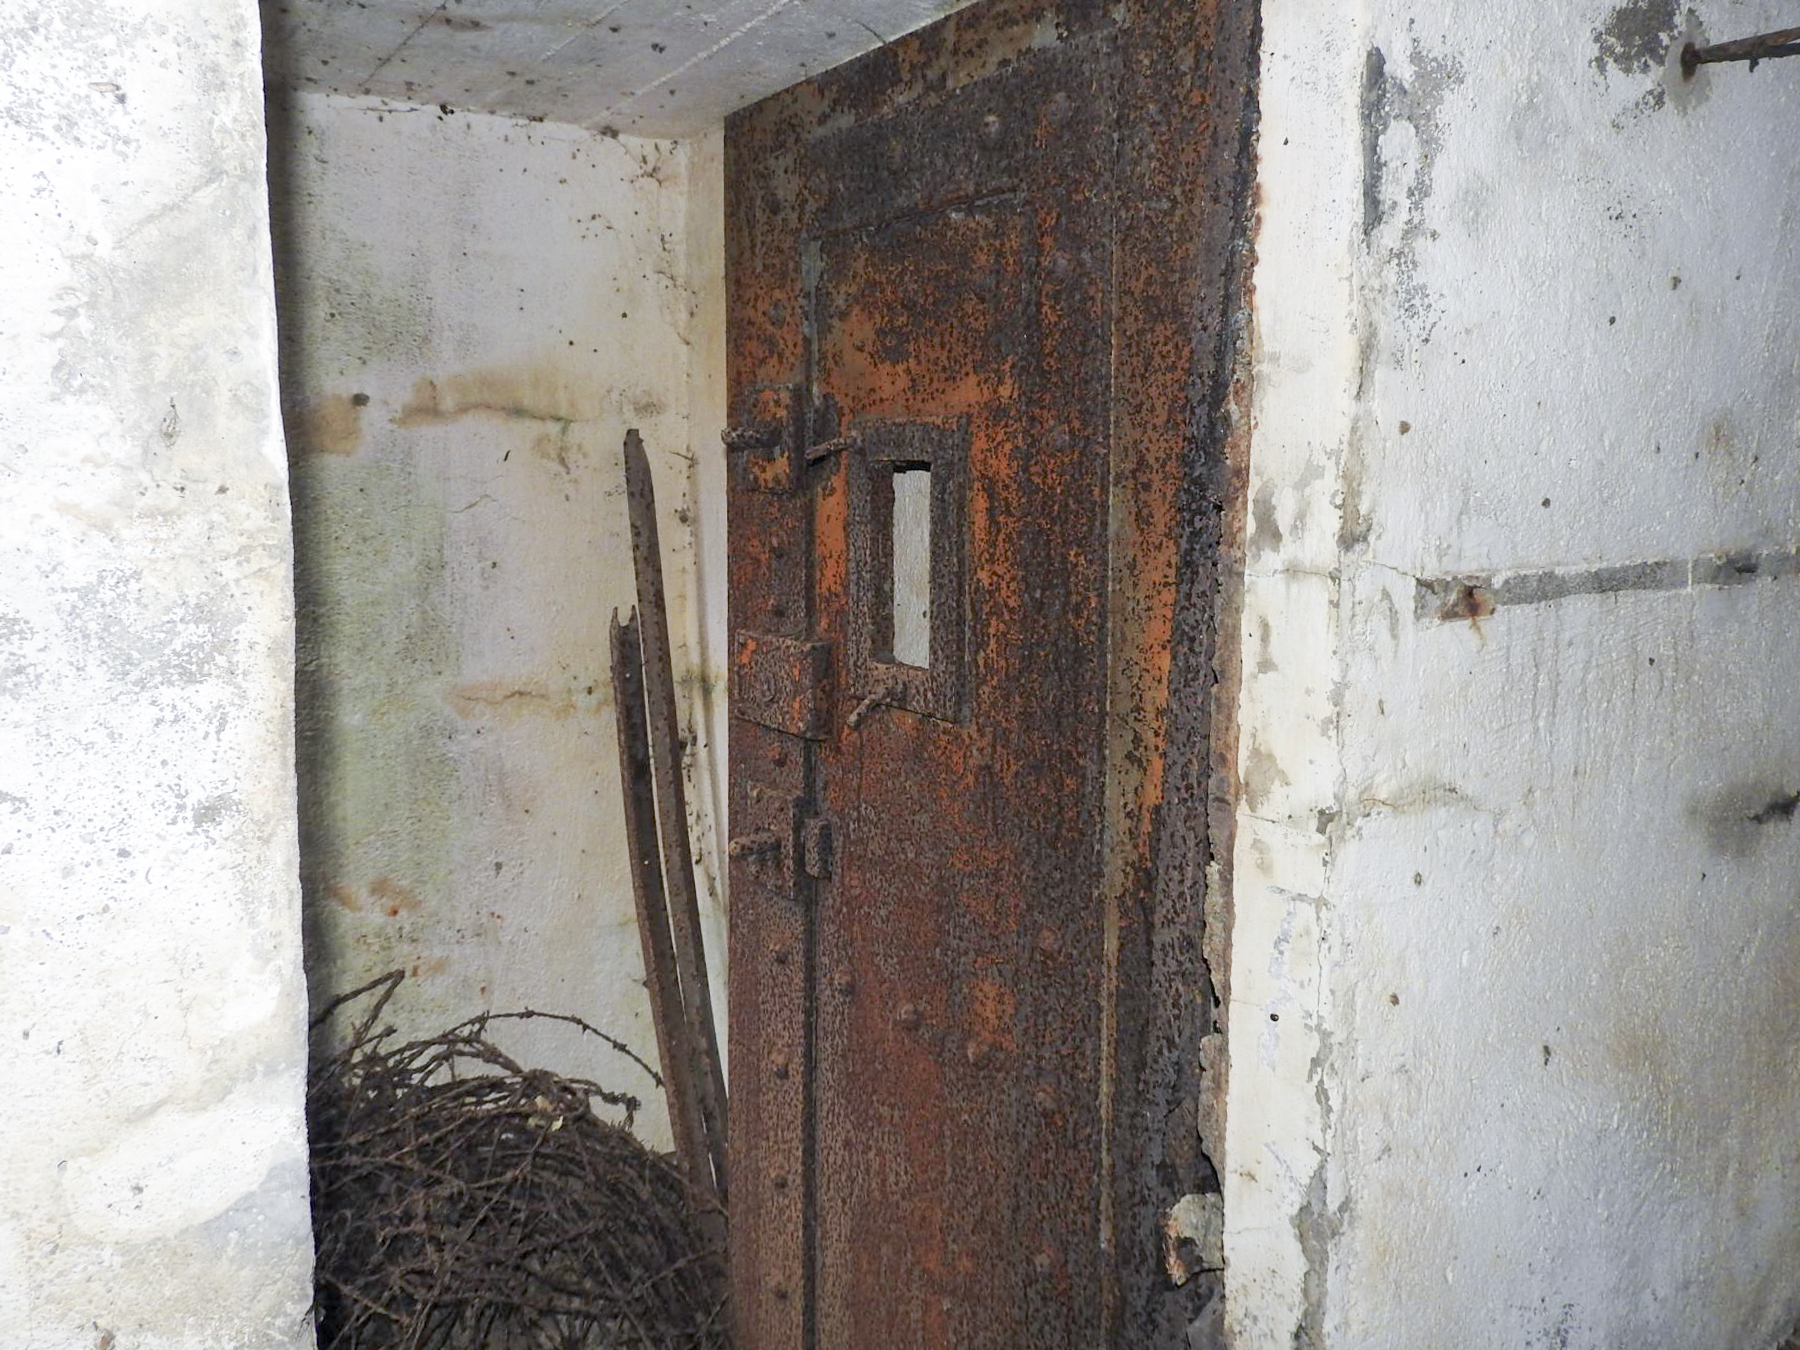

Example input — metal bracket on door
[733,631,832,740]
[801,816,834,880]
[726,386,864,491]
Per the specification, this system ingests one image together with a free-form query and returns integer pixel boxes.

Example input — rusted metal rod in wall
[610,609,718,1225]
[621,428,731,1206]
[1683,25,1800,75]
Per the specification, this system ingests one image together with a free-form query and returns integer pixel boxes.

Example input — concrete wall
[1230,0,1800,1345]
[0,1,315,1346]
[270,92,729,1148]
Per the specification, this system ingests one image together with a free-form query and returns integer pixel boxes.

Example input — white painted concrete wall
[0,1,315,1346]
[272,92,729,1150]
[1232,1,1800,1345]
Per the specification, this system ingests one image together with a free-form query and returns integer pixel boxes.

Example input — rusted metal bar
[609,608,716,1215]
[623,428,731,1206]
[1683,25,1800,75]
[803,434,859,464]
[843,675,905,731]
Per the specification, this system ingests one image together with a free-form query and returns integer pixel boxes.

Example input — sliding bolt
[729,829,783,861]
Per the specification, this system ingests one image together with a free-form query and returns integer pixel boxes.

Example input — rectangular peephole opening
[890,463,931,667]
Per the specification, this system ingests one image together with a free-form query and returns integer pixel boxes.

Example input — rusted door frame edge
[1101,0,1262,1344]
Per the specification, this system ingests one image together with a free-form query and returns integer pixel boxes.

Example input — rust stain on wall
[368,875,422,917]
[292,392,365,454]
[446,678,584,721]
[395,366,601,430]
[1438,581,1495,624]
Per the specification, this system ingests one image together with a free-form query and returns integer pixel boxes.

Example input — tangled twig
[308,972,728,1349]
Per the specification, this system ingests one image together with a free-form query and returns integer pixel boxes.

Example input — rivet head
[772,1172,790,1191]
[833,972,856,998]
[770,1054,790,1081]
[965,1037,992,1067]
[895,1003,921,1031]
[772,1283,790,1302]
[1034,1249,1055,1275]
[769,745,789,767]
[772,945,790,966]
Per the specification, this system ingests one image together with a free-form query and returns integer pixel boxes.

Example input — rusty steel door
[724,2,1256,1347]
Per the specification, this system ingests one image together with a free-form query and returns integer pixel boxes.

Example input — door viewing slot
[844,420,967,724]
[890,464,932,667]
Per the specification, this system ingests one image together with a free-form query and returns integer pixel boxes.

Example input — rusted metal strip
[1106,2,1261,1345]
[623,428,731,1205]
[1683,25,1800,74]
[609,608,719,1225]
[723,87,815,1344]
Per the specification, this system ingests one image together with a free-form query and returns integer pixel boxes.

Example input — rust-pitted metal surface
[725,1,1258,1345]
[733,632,834,741]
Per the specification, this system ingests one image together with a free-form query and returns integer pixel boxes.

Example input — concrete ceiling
[261,0,980,137]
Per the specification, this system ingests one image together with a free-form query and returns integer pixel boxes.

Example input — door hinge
[724,385,804,494]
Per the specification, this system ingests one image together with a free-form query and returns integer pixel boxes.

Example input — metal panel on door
[724,0,1258,1344]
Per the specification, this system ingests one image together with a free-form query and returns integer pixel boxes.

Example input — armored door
[724,2,1255,1346]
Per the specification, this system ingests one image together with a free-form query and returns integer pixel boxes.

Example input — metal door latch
[733,632,831,740]
[724,386,804,494]
[846,675,907,730]
[728,830,785,861]
[730,786,835,889]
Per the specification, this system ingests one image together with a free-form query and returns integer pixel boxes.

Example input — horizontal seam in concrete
[1411,544,1800,622]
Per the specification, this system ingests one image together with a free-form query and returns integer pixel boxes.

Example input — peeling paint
[1359,40,1464,345]
[1414,545,1800,621]
[1592,0,1681,78]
